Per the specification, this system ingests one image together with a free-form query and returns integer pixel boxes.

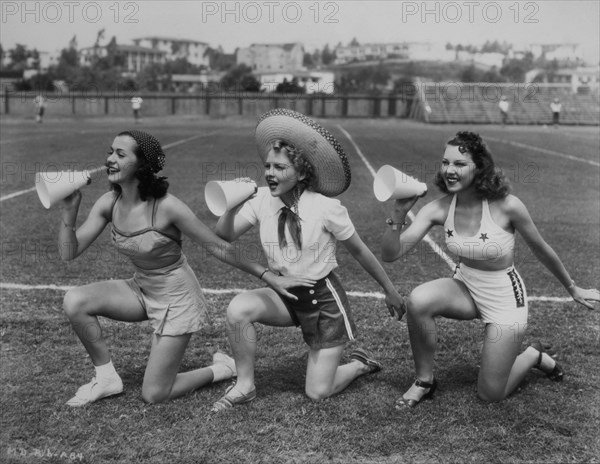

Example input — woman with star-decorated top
[381,131,599,407]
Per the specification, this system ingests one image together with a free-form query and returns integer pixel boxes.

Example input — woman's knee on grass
[305,383,333,402]
[141,383,172,404]
[477,384,507,403]
[476,371,509,403]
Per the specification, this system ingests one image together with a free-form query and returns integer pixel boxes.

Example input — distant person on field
[131,96,143,123]
[57,130,290,406]
[211,109,405,411]
[550,98,562,127]
[34,94,46,123]
[382,131,599,408]
[498,96,509,126]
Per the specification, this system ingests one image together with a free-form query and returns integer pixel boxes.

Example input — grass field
[1,114,599,464]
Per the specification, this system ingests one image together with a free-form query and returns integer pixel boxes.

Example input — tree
[303,52,314,68]
[7,44,32,70]
[136,62,167,91]
[220,64,260,92]
[54,45,80,81]
[460,64,478,82]
[275,77,305,94]
[500,52,534,82]
[321,44,335,66]
[204,46,234,71]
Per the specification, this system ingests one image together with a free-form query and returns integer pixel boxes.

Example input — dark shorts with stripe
[281,272,357,349]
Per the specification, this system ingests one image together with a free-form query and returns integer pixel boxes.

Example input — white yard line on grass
[485,136,600,167]
[0,282,572,302]
[0,132,219,203]
[0,186,37,201]
[336,124,456,271]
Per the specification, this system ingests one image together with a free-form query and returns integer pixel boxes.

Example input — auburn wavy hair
[434,131,511,200]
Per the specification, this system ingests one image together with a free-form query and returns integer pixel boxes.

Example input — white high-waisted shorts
[453,263,528,326]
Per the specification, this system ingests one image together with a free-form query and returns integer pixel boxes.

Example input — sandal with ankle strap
[395,378,438,409]
[530,341,564,382]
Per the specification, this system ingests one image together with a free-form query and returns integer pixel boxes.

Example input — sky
[1,0,599,63]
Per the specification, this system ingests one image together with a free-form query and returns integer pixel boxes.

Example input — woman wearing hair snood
[382,131,599,407]
[58,130,302,406]
[211,109,405,411]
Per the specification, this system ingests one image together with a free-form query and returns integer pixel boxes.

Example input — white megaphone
[205,179,258,216]
[36,167,104,209]
[373,165,427,202]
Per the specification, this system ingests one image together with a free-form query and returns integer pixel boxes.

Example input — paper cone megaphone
[36,167,104,209]
[205,180,258,216]
[373,165,427,202]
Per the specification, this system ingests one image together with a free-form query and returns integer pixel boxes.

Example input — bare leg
[477,322,535,402]
[225,288,294,395]
[141,333,219,403]
[305,345,372,401]
[406,278,478,383]
[63,281,147,366]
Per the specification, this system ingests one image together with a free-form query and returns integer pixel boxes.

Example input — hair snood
[113,130,169,200]
[124,130,166,174]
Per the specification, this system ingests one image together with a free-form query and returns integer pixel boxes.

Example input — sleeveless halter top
[110,194,182,270]
[444,195,514,261]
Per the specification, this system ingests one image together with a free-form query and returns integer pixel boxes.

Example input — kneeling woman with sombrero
[211,109,405,411]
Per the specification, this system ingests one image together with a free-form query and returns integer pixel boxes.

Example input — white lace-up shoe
[66,376,123,407]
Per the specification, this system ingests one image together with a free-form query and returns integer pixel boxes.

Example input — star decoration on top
[480,233,488,242]
[446,229,454,237]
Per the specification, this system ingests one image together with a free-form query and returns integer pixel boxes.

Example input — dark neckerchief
[278,205,302,249]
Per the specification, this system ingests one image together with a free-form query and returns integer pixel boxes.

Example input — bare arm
[342,232,406,319]
[57,191,112,260]
[507,195,599,309]
[381,196,445,262]
[165,195,315,299]
[215,206,254,241]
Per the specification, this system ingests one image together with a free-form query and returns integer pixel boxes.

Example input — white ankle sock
[95,361,119,382]
[209,363,235,383]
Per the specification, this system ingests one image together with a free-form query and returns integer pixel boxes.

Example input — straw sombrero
[255,108,351,197]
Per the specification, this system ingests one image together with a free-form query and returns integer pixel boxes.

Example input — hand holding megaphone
[36,166,104,209]
[205,178,258,216]
[373,165,427,202]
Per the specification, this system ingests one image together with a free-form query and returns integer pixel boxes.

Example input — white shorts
[453,263,528,326]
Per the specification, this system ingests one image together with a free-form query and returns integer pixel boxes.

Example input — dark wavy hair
[434,131,510,200]
[110,131,169,200]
